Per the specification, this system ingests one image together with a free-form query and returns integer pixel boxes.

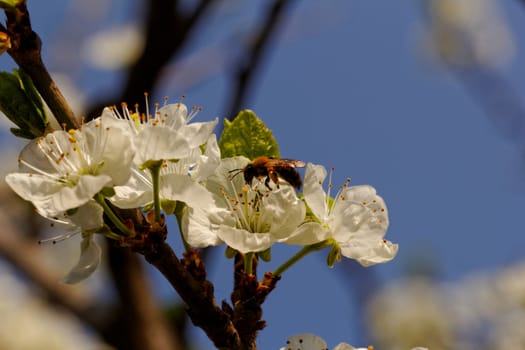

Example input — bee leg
[268,170,280,189]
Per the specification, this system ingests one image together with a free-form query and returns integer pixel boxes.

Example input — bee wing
[279,159,306,168]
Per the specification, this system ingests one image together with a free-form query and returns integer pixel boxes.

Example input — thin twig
[120,0,217,101]
[4,1,78,129]
[225,0,294,120]
[87,0,218,118]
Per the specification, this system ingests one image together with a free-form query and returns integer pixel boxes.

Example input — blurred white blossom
[82,24,145,70]
[0,264,109,349]
[367,260,525,350]
[367,278,452,350]
[424,0,514,68]
[280,333,427,350]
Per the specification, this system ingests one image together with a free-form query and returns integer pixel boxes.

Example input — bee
[230,156,306,190]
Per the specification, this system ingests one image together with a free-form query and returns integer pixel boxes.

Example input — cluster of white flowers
[4,101,398,283]
[4,101,218,282]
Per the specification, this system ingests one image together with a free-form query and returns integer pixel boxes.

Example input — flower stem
[273,240,331,277]
[148,161,163,223]
[94,193,134,236]
[244,252,255,275]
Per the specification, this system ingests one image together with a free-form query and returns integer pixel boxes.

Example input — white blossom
[103,101,218,167]
[182,156,305,253]
[284,163,397,267]
[5,114,134,226]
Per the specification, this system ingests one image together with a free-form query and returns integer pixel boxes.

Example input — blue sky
[3,0,525,349]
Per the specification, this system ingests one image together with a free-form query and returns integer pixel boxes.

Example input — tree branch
[225,0,294,120]
[4,0,78,129]
[143,243,243,349]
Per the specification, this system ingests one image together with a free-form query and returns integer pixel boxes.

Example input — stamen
[144,92,150,121]
[326,166,335,206]
[25,134,76,178]
[18,158,59,180]
[131,168,153,186]
[38,229,81,244]
[186,105,202,123]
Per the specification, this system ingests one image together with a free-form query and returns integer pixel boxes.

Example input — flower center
[220,181,272,233]
[18,120,111,186]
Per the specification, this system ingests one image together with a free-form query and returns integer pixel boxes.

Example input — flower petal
[93,115,135,185]
[180,118,218,148]
[333,344,368,350]
[261,185,305,239]
[158,103,187,129]
[281,221,330,245]
[110,170,153,208]
[339,238,398,267]
[160,173,214,209]
[331,185,389,242]
[217,225,273,253]
[182,206,225,247]
[206,156,250,204]
[190,134,221,181]
[303,163,329,221]
[5,173,111,214]
[133,126,192,165]
[61,235,102,284]
[69,201,104,231]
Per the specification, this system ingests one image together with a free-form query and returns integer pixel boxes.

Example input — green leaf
[10,127,33,139]
[218,110,280,159]
[0,69,47,139]
[16,69,46,124]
